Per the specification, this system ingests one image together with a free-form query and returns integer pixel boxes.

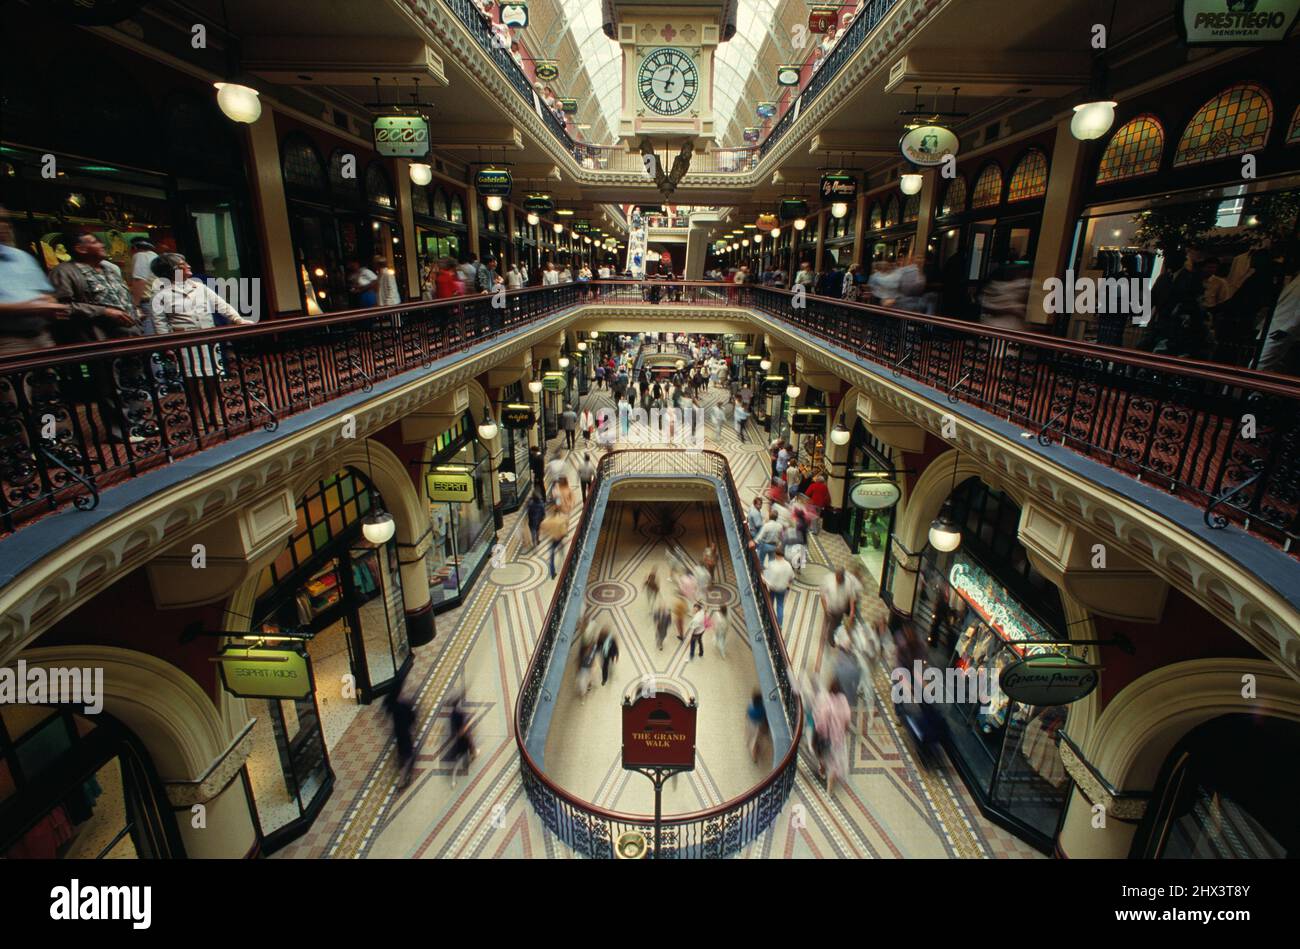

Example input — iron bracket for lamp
[247,392,278,432]
[1038,405,1070,446]
[890,350,913,378]
[947,372,971,404]
[1204,459,1266,530]
[36,443,99,512]
[349,358,375,393]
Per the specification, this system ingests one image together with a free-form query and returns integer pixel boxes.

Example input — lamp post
[528,375,544,449]
[477,407,504,530]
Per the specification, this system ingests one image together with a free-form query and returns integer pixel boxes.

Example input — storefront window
[425,417,497,610]
[844,421,897,591]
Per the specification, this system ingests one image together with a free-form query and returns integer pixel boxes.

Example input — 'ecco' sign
[373,115,431,158]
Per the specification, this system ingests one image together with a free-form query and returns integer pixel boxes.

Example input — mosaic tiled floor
[272,363,1044,860]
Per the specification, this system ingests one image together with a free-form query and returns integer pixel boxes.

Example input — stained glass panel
[869,203,882,230]
[971,164,1003,209]
[1287,104,1300,144]
[939,176,967,217]
[329,149,360,197]
[1173,82,1273,168]
[1096,115,1165,183]
[282,135,326,191]
[903,193,920,223]
[1007,149,1049,202]
[883,196,900,227]
[365,164,394,208]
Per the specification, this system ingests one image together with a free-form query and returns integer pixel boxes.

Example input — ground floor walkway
[272,365,1042,859]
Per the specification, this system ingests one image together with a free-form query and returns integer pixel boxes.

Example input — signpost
[622,680,697,858]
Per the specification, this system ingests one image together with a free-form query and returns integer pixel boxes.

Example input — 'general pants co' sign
[373,114,431,158]
[622,690,697,771]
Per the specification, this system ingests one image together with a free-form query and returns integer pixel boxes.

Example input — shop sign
[808,5,839,32]
[523,193,554,213]
[559,98,578,113]
[637,204,664,215]
[999,655,1099,706]
[426,466,476,503]
[899,125,960,167]
[777,65,802,87]
[760,374,788,395]
[500,1,528,28]
[850,477,901,509]
[218,647,312,701]
[757,101,778,119]
[501,403,535,429]
[948,556,1054,646]
[474,167,512,197]
[744,354,765,365]
[1176,0,1300,46]
[820,172,858,202]
[756,212,779,232]
[731,340,748,354]
[778,197,809,221]
[743,127,762,144]
[622,690,697,770]
[373,114,431,158]
[791,407,828,433]
[534,60,560,82]
[542,372,566,392]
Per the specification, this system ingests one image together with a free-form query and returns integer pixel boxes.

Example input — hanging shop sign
[777,65,802,87]
[755,212,779,232]
[808,5,839,32]
[500,1,529,28]
[999,654,1100,706]
[218,647,312,701]
[791,407,828,433]
[778,198,809,221]
[523,193,554,213]
[474,166,513,197]
[373,114,431,158]
[744,354,765,367]
[849,476,902,509]
[542,371,567,392]
[760,374,788,395]
[622,689,697,770]
[559,98,579,113]
[534,60,560,82]
[743,127,762,144]
[899,125,960,167]
[1176,0,1300,46]
[731,340,748,354]
[501,403,535,429]
[637,204,664,215]
[820,172,858,202]
[572,220,592,233]
[757,101,778,119]
[426,465,477,503]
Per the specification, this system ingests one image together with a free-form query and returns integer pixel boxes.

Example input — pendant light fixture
[528,376,544,395]
[927,450,963,553]
[759,358,771,372]
[899,170,923,195]
[831,202,849,218]
[559,355,570,369]
[793,217,807,231]
[771,226,781,239]
[527,211,540,226]
[409,162,433,186]
[360,437,396,545]
[214,1,262,124]
[785,367,800,400]
[553,222,564,234]
[486,194,504,212]
[830,414,851,446]
[1071,0,1119,141]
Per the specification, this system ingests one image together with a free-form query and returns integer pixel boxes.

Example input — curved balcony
[515,448,802,859]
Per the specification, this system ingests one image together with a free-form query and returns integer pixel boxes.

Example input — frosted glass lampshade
[1071,100,1117,141]
[409,163,433,186]
[900,173,923,195]
[362,510,396,545]
[215,82,262,123]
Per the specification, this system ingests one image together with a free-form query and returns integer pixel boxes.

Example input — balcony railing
[3,280,1296,558]
[578,144,760,176]
[0,285,581,533]
[515,448,801,858]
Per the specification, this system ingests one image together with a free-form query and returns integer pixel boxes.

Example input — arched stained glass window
[411,183,430,217]
[365,163,394,209]
[433,187,450,220]
[1097,115,1165,183]
[883,195,900,227]
[281,134,326,191]
[1173,82,1273,168]
[1287,104,1300,144]
[971,163,1002,209]
[329,148,361,197]
[449,195,465,224]
[939,175,967,217]
[1007,148,1049,202]
[903,192,920,223]
[869,203,882,230]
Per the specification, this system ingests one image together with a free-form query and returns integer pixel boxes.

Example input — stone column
[505,204,518,268]
[399,533,435,647]
[395,159,421,300]
[912,169,939,262]
[466,184,481,259]
[813,210,827,274]
[851,190,868,268]
[1026,116,1088,326]
[244,110,303,315]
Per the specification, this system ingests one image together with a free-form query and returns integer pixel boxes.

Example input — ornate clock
[637,47,698,116]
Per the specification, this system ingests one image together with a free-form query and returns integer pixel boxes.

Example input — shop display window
[282,135,328,192]
[1096,115,1165,184]
[1173,82,1273,168]
[366,163,395,210]
[425,424,496,609]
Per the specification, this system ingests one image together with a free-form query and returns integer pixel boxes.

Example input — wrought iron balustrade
[515,448,801,858]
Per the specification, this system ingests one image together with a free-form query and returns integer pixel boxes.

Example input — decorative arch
[1173,81,1273,168]
[328,148,361,199]
[1097,114,1165,183]
[938,174,967,217]
[868,202,882,230]
[883,195,900,228]
[902,192,920,223]
[1007,148,1049,202]
[449,193,466,224]
[280,133,327,192]
[365,162,395,209]
[971,162,1003,209]
[893,449,1017,565]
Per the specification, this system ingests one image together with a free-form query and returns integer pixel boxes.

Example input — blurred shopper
[597,628,620,686]
[445,693,477,788]
[386,682,417,790]
[762,546,794,628]
[541,503,568,579]
[746,690,770,763]
[814,681,852,794]
[526,488,546,547]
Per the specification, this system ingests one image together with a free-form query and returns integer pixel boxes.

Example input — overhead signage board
[899,125,960,167]
[999,655,1100,706]
[791,407,828,433]
[425,467,476,503]
[559,98,578,113]
[777,65,802,86]
[849,477,902,510]
[523,193,554,212]
[808,5,839,33]
[1176,0,1300,45]
[500,1,529,28]
[622,690,697,770]
[757,101,778,119]
[474,167,512,197]
[501,403,535,429]
[373,114,431,158]
[542,372,566,392]
[743,127,761,144]
[820,172,858,202]
[534,60,559,82]
[218,647,312,701]
[756,212,778,232]
[760,374,788,395]
[778,198,809,221]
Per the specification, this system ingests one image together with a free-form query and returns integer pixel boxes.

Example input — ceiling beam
[244,36,448,86]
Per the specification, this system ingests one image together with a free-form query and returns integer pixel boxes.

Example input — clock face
[637,47,698,116]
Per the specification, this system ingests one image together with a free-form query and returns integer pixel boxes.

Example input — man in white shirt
[129,237,159,334]
[752,510,784,564]
[543,263,559,286]
[819,567,856,645]
[1256,272,1299,373]
[545,449,569,491]
[762,548,794,627]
